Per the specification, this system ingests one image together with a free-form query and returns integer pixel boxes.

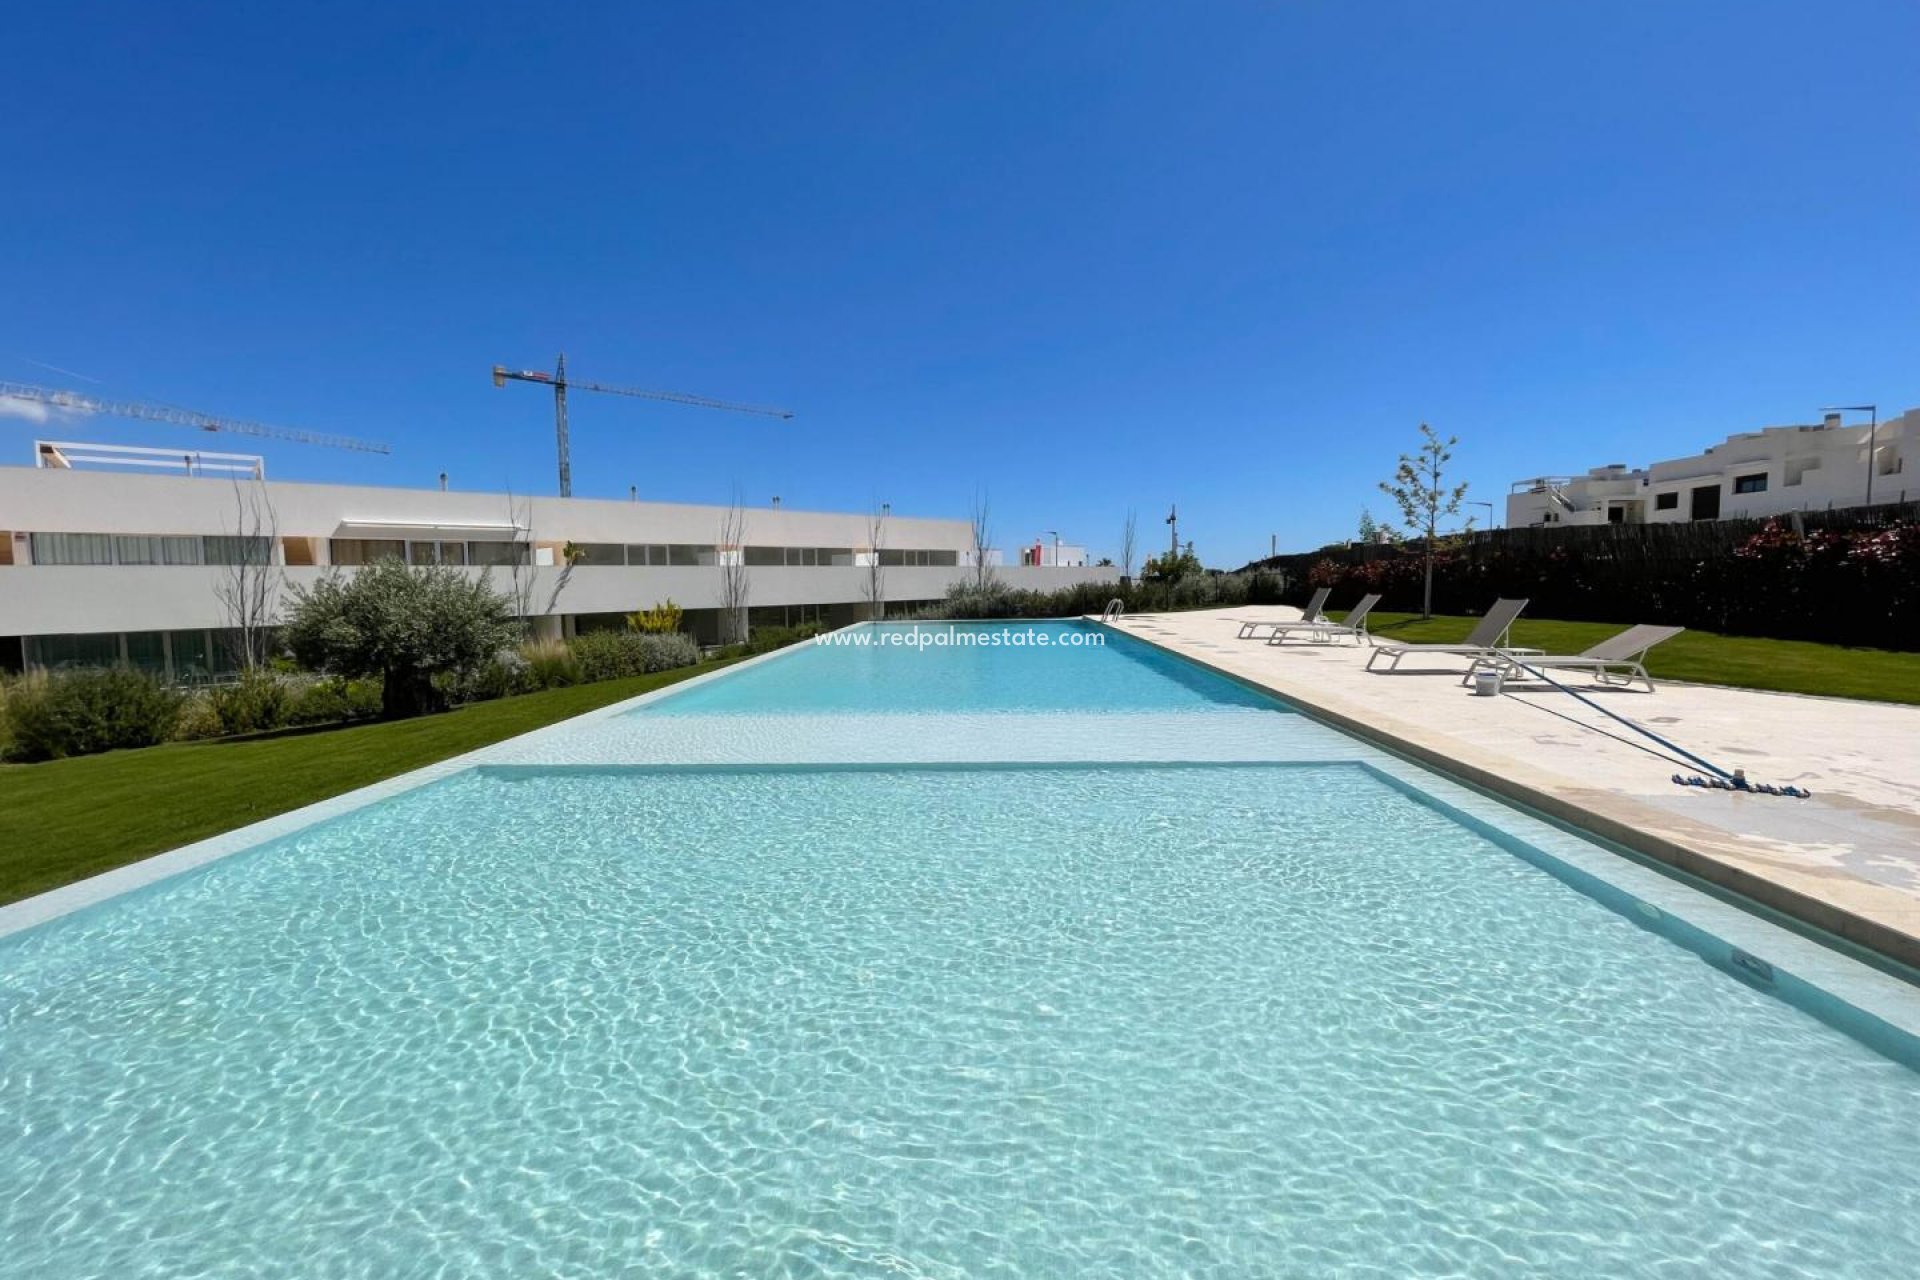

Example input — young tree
[717,493,749,644]
[1356,507,1379,544]
[864,505,888,620]
[284,559,520,719]
[503,490,536,625]
[1119,508,1137,581]
[212,478,284,671]
[1379,423,1468,618]
[969,490,995,590]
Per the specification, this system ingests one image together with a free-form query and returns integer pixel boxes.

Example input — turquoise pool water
[642,621,1278,714]
[6,766,1918,1277]
[4,621,1918,1277]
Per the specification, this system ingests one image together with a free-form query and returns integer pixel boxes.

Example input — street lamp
[1467,500,1495,531]
[1822,405,1878,506]
[1046,530,1060,567]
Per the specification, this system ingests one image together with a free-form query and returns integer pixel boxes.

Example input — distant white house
[1017,537,1089,568]
[1508,409,1916,528]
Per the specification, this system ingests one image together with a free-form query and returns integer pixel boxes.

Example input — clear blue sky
[4,1,1916,565]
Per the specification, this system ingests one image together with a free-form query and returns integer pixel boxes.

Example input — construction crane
[491,353,793,497]
[0,380,391,454]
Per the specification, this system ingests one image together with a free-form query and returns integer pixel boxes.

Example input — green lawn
[0,662,732,907]
[1364,612,1920,705]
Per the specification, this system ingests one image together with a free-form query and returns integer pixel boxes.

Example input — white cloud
[0,396,53,424]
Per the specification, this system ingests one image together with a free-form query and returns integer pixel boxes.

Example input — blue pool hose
[1501,659,1810,800]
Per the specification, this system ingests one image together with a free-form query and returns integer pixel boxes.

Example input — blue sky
[4,1,1916,565]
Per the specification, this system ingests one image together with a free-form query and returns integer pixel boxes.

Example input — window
[570,543,627,566]
[169,630,212,682]
[25,632,121,669]
[744,546,786,567]
[114,535,204,565]
[124,631,168,675]
[330,538,405,566]
[879,549,946,567]
[405,539,471,566]
[625,544,667,566]
[1690,485,1721,520]
[467,541,528,567]
[205,535,273,566]
[667,544,715,566]
[1732,473,1768,495]
[1606,506,1626,524]
[1654,492,1679,511]
[29,532,114,565]
[821,547,855,567]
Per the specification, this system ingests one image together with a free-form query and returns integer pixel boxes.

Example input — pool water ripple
[5,766,1918,1277]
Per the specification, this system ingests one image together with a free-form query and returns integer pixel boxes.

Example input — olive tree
[284,558,520,719]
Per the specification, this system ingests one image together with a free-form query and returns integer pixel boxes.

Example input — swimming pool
[3,622,1917,1276]
[643,620,1277,715]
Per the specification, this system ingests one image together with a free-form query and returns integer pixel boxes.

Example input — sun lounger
[1466,624,1685,692]
[1263,594,1381,646]
[1238,587,1330,639]
[1364,598,1530,672]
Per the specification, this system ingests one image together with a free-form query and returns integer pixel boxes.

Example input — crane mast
[0,380,391,454]
[492,354,792,497]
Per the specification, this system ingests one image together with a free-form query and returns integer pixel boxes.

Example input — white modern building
[0,445,1112,679]
[1508,409,1916,528]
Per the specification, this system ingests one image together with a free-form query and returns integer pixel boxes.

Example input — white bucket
[1471,668,1504,697]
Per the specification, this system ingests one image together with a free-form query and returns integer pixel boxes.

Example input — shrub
[289,677,383,726]
[570,630,700,681]
[713,622,826,660]
[453,651,529,704]
[5,668,184,762]
[519,638,582,690]
[627,599,684,634]
[283,558,520,718]
[174,692,224,741]
[209,671,296,736]
[0,674,29,759]
[743,623,823,655]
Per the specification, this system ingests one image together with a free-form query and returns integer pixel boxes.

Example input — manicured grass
[1364,612,1920,705]
[0,662,733,907]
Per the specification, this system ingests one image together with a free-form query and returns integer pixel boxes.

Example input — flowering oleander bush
[1288,516,1920,648]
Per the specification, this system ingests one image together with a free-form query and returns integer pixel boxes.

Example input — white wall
[0,468,1116,638]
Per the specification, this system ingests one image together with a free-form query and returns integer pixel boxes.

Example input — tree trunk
[381,666,440,720]
[1422,549,1435,618]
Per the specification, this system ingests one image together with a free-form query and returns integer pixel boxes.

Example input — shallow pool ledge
[1098,614,1920,972]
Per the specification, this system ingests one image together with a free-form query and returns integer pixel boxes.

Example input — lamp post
[1046,530,1060,568]
[1467,500,1495,531]
[1822,404,1878,506]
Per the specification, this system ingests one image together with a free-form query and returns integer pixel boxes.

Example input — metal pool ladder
[1101,598,1126,621]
